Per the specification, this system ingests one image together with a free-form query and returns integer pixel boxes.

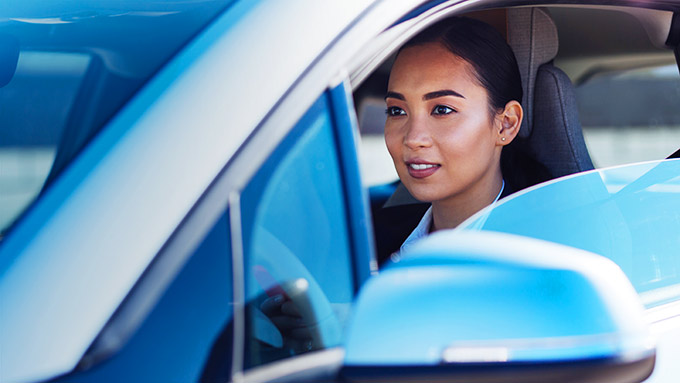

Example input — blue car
[1,0,680,382]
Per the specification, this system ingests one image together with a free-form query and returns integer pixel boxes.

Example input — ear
[495,100,523,146]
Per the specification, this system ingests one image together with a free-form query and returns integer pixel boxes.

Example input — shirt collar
[398,180,505,254]
[399,206,433,253]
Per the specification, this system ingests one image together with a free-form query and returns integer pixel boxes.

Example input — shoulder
[372,203,430,267]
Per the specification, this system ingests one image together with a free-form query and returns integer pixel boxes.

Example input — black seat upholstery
[503,8,594,190]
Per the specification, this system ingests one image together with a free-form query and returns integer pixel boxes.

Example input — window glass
[0,52,88,233]
[240,94,354,369]
[576,63,680,168]
[0,0,234,238]
[461,159,680,308]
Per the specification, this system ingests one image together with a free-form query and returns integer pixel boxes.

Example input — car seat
[502,7,594,191]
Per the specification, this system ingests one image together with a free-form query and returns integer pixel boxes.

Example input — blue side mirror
[0,34,19,88]
[342,231,655,383]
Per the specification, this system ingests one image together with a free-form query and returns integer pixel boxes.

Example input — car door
[44,79,369,383]
[229,81,371,382]
[0,1,383,382]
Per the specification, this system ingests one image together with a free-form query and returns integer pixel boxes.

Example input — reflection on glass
[240,95,354,368]
[461,159,680,307]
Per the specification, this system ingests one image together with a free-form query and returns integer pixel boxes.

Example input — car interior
[350,4,680,264]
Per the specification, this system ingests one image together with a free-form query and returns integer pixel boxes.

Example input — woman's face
[384,42,502,204]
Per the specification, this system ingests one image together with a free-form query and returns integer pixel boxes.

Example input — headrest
[507,8,559,138]
[0,34,20,88]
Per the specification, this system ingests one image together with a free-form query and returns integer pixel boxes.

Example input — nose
[403,115,432,150]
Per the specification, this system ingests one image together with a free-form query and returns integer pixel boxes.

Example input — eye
[385,106,406,117]
[432,105,455,115]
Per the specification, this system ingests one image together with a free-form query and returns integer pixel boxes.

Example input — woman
[384,17,524,252]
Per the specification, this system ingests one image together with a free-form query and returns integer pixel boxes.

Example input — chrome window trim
[237,348,345,383]
[645,299,680,325]
[229,192,246,380]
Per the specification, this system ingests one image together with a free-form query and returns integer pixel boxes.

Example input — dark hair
[401,17,523,115]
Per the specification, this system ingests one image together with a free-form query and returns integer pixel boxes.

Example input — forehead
[388,42,483,95]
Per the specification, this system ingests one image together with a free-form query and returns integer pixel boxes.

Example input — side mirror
[342,231,655,383]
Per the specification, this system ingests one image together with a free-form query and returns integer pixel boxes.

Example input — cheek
[384,127,402,160]
[438,118,495,161]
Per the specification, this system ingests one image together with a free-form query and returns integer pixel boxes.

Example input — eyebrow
[423,90,465,100]
[384,89,465,101]
[384,91,405,101]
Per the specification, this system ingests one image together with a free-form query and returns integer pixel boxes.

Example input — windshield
[0,0,234,238]
[460,159,680,308]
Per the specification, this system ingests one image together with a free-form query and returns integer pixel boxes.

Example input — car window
[460,159,680,308]
[239,93,354,369]
[0,51,87,233]
[576,63,680,168]
[0,0,234,239]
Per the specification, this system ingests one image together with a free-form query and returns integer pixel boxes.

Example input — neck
[430,167,503,231]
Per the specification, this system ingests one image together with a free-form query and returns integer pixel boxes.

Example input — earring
[501,137,506,142]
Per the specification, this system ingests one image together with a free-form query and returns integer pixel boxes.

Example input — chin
[404,184,440,203]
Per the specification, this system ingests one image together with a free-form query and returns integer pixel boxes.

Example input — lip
[405,159,441,179]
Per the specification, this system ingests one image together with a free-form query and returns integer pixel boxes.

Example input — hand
[260,293,316,353]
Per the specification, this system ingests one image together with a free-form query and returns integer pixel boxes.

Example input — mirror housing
[342,231,655,383]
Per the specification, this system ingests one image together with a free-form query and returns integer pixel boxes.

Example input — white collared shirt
[399,180,505,254]
[399,206,433,253]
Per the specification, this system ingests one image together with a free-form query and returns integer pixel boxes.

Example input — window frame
[74,0,680,380]
[76,6,392,381]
